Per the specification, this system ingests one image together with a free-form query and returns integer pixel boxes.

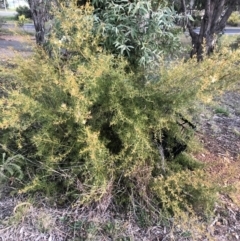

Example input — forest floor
[0,29,240,240]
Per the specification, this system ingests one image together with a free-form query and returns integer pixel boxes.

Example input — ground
[199,90,240,160]
[0,29,33,58]
[195,89,240,241]
[0,26,240,240]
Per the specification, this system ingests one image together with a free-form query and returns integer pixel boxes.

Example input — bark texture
[181,0,240,60]
[27,0,50,45]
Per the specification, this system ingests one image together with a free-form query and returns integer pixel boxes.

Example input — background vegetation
[227,11,240,26]
[15,6,32,19]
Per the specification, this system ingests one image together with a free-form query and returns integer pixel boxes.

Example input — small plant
[17,15,26,27]
[233,127,240,136]
[8,202,32,226]
[36,211,55,233]
[215,107,229,116]
[152,169,217,217]
[0,153,24,184]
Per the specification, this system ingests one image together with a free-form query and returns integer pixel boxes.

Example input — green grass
[1,16,16,21]
[0,26,34,37]
[215,107,230,116]
[0,16,32,23]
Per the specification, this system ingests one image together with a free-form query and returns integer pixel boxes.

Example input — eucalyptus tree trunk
[181,0,239,61]
[3,0,7,10]
[27,0,50,45]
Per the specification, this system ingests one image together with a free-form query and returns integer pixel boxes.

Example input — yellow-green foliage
[152,170,217,216]
[227,11,240,26]
[1,5,240,217]
[17,15,26,27]
[168,152,203,172]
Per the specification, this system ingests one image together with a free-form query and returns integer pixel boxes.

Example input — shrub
[215,106,229,116]
[90,0,181,68]
[229,36,240,50]
[17,14,26,27]
[16,6,32,19]
[227,11,240,26]
[1,4,240,218]
[152,170,217,216]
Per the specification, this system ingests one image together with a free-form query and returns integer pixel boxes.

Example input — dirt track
[0,36,31,51]
[0,34,33,59]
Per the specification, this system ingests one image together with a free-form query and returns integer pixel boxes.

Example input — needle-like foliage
[0,3,240,217]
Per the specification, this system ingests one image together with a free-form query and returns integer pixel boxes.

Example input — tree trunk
[27,0,50,45]
[181,0,238,60]
[3,0,7,11]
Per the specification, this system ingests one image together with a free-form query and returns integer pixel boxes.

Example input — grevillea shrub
[0,5,240,217]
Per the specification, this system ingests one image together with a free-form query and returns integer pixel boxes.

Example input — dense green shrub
[152,170,217,216]
[90,0,181,68]
[16,6,32,19]
[1,4,240,218]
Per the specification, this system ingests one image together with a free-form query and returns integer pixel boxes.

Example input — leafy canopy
[53,0,181,68]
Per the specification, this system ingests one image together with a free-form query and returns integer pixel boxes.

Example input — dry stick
[155,141,165,172]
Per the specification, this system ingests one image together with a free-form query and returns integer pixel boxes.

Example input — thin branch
[155,141,166,172]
